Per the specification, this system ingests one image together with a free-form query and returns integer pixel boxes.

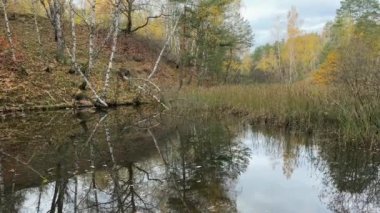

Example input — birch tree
[272,15,283,79]
[32,0,43,58]
[1,0,16,62]
[51,0,65,62]
[121,0,164,34]
[285,6,300,83]
[88,0,96,77]
[66,0,108,107]
[102,0,122,99]
[39,0,65,62]
[68,0,77,68]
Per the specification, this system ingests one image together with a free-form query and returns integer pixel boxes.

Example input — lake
[0,108,379,212]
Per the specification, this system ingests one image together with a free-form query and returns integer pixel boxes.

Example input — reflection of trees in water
[249,128,317,179]
[164,119,251,212]
[317,142,380,212]
[0,110,166,212]
[0,155,25,212]
[6,110,379,212]
[248,127,380,212]
[0,110,252,212]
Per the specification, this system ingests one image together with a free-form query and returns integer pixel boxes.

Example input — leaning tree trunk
[148,13,182,80]
[53,0,65,62]
[88,0,96,77]
[1,0,16,62]
[102,0,122,99]
[66,0,107,107]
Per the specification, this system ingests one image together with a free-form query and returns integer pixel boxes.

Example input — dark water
[0,108,379,213]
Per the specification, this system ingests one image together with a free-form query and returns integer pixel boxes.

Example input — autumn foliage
[312,52,338,85]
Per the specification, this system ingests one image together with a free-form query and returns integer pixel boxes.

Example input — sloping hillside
[0,13,178,110]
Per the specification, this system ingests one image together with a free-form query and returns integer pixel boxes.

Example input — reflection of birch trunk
[50,163,68,213]
[104,122,124,212]
[148,129,168,165]
[0,0,16,62]
[85,114,108,145]
[80,114,106,211]
[37,186,43,212]
[57,177,67,213]
[73,142,79,213]
[102,0,122,100]
[165,130,189,210]
[179,130,186,201]
[128,163,137,212]
[90,139,100,213]
[0,156,3,206]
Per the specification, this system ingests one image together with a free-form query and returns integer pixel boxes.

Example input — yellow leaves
[257,48,277,72]
[287,6,301,39]
[96,0,113,26]
[297,34,322,68]
[137,18,166,40]
[313,51,338,85]
[7,0,32,14]
[223,52,252,74]
[197,0,235,27]
[282,33,322,73]
[240,54,253,74]
[207,5,224,26]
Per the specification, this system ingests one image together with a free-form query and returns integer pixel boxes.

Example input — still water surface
[0,108,379,212]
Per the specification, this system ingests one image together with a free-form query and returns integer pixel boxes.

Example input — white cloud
[241,0,341,46]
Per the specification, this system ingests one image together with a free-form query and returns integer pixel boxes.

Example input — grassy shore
[172,83,379,145]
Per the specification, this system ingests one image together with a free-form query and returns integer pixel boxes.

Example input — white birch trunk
[102,0,122,99]
[53,0,65,62]
[65,0,107,107]
[1,0,16,62]
[31,0,43,57]
[88,0,96,76]
[76,64,108,107]
[148,13,182,80]
[69,0,77,65]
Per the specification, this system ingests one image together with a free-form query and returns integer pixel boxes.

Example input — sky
[240,0,342,47]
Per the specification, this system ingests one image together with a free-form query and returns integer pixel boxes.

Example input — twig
[0,149,47,180]
[134,164,163,183]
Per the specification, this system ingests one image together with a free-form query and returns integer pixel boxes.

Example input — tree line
[250,0,379,87]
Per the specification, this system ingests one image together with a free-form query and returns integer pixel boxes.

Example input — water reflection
[0,109,379,212]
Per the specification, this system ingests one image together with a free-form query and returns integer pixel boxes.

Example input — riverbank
[172,83,379,146]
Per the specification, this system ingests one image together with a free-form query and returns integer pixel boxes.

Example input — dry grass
[172,83,379,145]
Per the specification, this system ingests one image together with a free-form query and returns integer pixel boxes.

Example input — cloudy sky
[241,0,342,47]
